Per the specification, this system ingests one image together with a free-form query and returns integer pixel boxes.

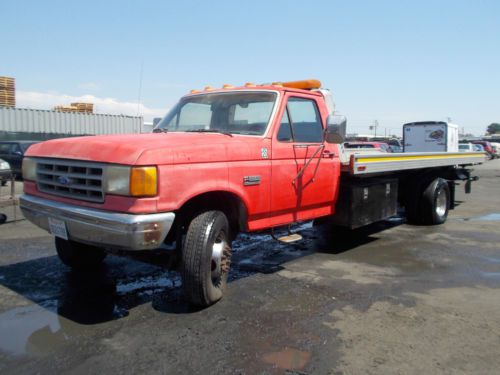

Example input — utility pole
[373,120,379,137]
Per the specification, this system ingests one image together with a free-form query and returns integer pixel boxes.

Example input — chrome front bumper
[20,194,175,251]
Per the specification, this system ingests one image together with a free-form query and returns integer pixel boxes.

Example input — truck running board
[277,233,303,243]
[271,226,303,243]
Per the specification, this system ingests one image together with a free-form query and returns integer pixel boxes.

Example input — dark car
[0,141,39,178]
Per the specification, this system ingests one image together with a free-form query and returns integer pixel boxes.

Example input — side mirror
[325,114,347,144]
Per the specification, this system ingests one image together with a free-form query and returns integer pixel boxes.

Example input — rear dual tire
[406,177,450,225]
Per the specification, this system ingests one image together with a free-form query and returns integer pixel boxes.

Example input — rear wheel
[55,237,107,270]
[405,177,451,225]
[181,210,232,307]
[421,178,450,225]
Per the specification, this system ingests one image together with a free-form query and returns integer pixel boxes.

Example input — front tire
[181,211,232,307]
[55,237,107,270]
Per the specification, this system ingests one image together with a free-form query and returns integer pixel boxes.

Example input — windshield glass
[154,92,277,135]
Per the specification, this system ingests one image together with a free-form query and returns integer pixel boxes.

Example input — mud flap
[465,179,472,194]
[465,176,479,194]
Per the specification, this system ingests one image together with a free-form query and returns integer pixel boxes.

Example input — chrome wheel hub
[211,238,224,281]
[435,188,447,217]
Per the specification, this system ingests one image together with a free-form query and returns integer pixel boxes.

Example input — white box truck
[403,121,459,152]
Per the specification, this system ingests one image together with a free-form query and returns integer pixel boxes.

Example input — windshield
[154,92,277,135]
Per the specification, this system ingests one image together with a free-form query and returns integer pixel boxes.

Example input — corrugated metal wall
[0,107,143,135]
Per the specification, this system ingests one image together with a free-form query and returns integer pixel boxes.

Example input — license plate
[48,217,68,240]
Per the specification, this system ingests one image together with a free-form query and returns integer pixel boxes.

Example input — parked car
[344,141,392,152]
[0,158,11,186]
[471,141,494,159]
[473,144,485,152]
[0,141,39,178]
[491,143,500,159]
[459,143,475,152]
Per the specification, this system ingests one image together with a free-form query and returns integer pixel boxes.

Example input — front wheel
[181,211,232,307]
[55,237,107,270]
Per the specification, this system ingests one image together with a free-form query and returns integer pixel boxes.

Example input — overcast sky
[2,0,499,135]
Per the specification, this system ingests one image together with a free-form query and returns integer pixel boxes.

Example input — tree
[487,123,500,134]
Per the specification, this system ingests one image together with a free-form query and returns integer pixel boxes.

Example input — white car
[491,143,500,159]
[0,158,12,186]
[458,143,475,152]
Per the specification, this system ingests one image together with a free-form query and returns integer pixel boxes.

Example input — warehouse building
[0,75,146,141]
[0,107,143,141]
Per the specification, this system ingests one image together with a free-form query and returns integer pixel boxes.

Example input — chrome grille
[36,159,105,203]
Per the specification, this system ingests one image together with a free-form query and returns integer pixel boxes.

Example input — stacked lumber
[54,102,94,113]
[0,76,15,107]
[71,102,94,113]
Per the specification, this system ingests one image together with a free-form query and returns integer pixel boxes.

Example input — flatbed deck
[343,152,487,175]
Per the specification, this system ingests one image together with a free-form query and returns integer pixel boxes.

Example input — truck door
[270,93,339,225]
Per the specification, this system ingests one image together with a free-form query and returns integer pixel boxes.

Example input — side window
[0,144,11,155]
[11,144,22,155]
[286,98,323,143]
[277,109,293,142]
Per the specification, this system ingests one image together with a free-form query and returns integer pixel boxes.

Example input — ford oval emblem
[57,176,71,185]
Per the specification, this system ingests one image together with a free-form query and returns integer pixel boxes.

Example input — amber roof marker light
[272,79,322,90]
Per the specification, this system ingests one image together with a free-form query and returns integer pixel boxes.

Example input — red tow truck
[20,79,486,307]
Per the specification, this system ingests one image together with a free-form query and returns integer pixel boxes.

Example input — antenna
[136,60,144,117]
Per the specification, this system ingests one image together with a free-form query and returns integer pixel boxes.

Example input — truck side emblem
[57,176,71,185]
[243,176,261,186]
[429,130,444,140]
[261,148,269,159]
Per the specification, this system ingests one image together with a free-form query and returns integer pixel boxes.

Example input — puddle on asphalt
[0,304,70,356]
[462,213,500,221]
[480,257,500,263]
[473,213,500,221]
[479,271,500,279]
[262,347,312,370]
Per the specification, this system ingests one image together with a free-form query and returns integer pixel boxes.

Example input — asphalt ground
[0,160,499,374]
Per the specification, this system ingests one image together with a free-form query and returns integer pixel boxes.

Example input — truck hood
[26,133,265,165]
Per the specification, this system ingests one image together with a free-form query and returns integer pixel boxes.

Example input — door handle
[322,150,335,158]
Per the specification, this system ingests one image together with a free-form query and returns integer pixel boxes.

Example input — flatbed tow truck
[19,79,486,307]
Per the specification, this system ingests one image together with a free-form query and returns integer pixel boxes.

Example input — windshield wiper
[153,128,168,133]
[185,129,233,137]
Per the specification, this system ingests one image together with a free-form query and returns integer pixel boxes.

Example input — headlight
[105,166,131,195]
[0,161,10,170]
[22,158,37,181]
[105,166,157,197]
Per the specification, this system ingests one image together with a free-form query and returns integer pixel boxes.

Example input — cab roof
[185,79,324,97]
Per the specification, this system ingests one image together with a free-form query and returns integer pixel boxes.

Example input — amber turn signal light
[130,166,157,197]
